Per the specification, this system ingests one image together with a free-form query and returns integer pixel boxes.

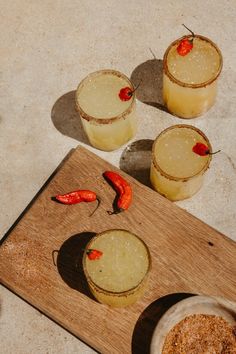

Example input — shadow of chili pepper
[53,231,97,301]
[131,292,195,354]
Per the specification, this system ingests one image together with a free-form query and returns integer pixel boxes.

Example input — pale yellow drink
[83,229,151,307]
[150,125,212,201]
[163,35,223,118]
[76,70,136,151]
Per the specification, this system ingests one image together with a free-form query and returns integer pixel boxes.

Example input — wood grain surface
[0,146,236,354]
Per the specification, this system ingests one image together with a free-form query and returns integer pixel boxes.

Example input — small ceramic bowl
[150,295,236,354]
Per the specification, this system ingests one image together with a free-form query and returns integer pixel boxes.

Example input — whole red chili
[119,87,133,101]
[86,249,103,260]
[119,81,141,101]
[53,190,100,216]
[177,24,195,56]
[192,142,221,156]
[103,171,132,214]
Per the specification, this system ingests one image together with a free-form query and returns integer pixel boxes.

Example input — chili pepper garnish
[53,189,100,216]
[192,142,221,156]
[119,87,133,101]
[119,81,141,101]
[86,248,103,260]
[177,24,195,56]
[103,171,132,214]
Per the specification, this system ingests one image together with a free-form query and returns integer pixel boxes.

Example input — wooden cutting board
[1,146,236,354]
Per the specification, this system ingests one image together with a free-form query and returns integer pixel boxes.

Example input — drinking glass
[150,124,212,201]
[76,70,136,151]
[83,229,151,307]
[163,35,223,118]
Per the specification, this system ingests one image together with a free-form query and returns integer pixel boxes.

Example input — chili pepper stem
[107,210,119,215]
[89,197,101,217]
[182,24,195,38]
[107,207,125,215]
[208,149,221,155]
[129,80,142,96]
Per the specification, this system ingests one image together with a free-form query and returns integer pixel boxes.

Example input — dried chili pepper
[119,81,141,101]
[192,142,221,156]
[103,171,132,214]
[86,248,103,260]
[177,24,195,56]
[53,189,100,216]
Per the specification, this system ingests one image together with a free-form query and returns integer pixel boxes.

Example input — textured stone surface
[1,1,236,353]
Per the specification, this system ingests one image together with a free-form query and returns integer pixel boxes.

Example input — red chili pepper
[177,24,195,56]
[86,249,103,260]
[53,190,100,216]
[103,171,132,214]
[119,87,133,101]
[192,142,221,156]
[177,38,193,56]
[119,81,141,101]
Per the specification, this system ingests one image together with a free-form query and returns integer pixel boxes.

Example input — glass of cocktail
[83,229,151,307]
[150,125,212,201]
[75,70,136,151]
[163,33,223,118]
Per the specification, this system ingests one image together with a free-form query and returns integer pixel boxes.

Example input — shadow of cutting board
[0,146,236,354]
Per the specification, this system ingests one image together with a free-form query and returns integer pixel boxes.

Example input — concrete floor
[1,1,236,353]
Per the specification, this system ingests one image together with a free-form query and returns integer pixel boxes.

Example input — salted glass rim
[163,35,223,89]
[75,69,135,124]
[152,124,212,182]
[82,229,151,296]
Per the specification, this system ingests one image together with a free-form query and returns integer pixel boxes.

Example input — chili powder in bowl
[150,295,236,354]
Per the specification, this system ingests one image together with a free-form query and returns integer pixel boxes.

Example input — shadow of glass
[119,139,154,187]
[132,292,195,354]
[51,91,89,144]
[130,59,168,112]
[54,231,97,301]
